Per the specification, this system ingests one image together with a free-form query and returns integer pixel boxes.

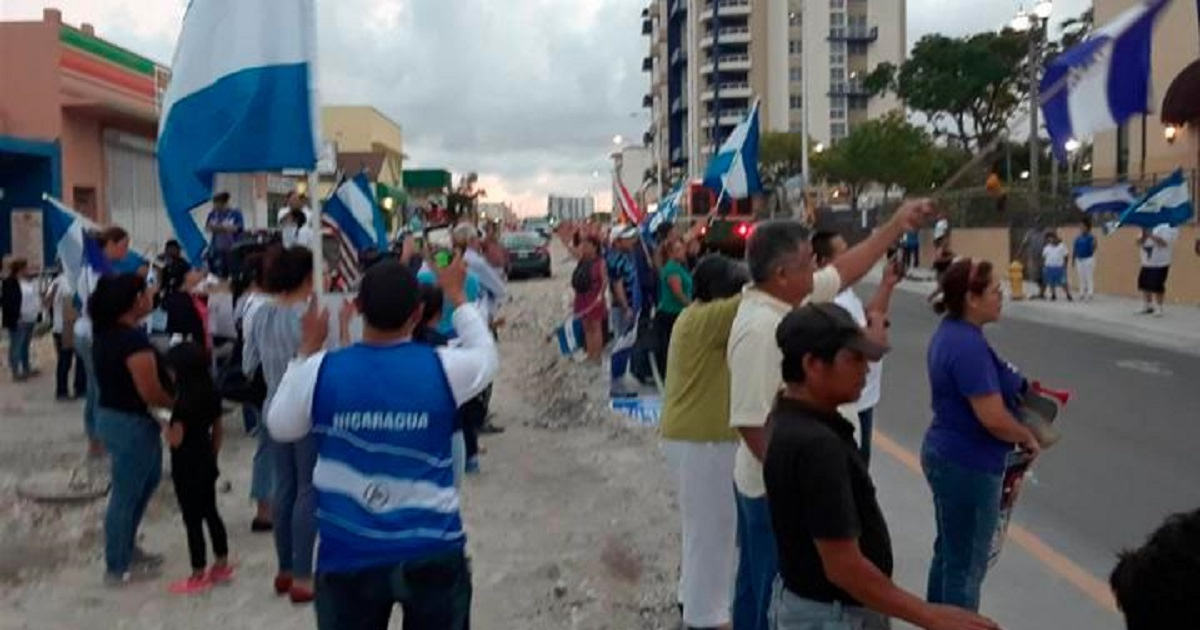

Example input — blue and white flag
[1073,183,1138,214]
[642,185,683,244]
[323,173,388,252]
[1041,0,1172,161]
[42,194,109,293]
[158,0,320,262]
[703,101,762,200]
[1114,169,1194,229]
[555,316,586,356]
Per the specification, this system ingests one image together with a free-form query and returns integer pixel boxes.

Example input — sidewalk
[868,266,1200,357]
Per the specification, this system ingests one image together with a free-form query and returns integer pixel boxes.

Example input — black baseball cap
[776,303,889,363]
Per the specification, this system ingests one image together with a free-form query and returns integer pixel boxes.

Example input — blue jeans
[7,322,33,377]
[75,335,100,442]
[273,434,318,578]
[770,579,891,630]
[735,489,778,630]
[921,445,1003,612]
[858,408,875,465]
[96,407,162,575]
[249,414,274,504]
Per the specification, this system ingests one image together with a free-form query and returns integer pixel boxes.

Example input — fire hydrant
[1008,260,1025,300]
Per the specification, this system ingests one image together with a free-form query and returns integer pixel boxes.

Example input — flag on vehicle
[323,173,388,252]
[1040,0,1172,160]
[157,0,320,263]
[642,185,683,243]
[41,194,109,294]
[615,173,645,225]
[703,100,762,200]
[554,316,586,356]
[320,214,361,291]
[1112,169,1194,229]
[1073,183,1138,214]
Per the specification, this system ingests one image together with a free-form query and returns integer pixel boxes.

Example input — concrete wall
[321,106,403,156]
[0,20,61,140]
[59,114,105,220]
[936,226,1200,304]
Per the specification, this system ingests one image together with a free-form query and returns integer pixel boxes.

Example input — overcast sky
[3,0,1090,216]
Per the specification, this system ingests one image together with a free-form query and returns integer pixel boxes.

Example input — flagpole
[309,170,324,295]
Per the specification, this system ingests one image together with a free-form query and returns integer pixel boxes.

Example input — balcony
[642,56,653,72]
[828,81,871,97]
[828,26,878,42]
[643,93,653,108]
[699,0,752,20]
[701,53,752,74]
[701,109,749,128]
[700,25,751,48]
[701,82,753,101]
[643,18,653,35]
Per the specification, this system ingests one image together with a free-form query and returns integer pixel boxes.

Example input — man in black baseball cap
[763,303,999,630]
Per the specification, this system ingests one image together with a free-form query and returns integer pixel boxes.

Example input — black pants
[652,311,680,381]
[171,459,229,570]
[315,549,471,630]
[52,334,86,398]
[459,392,487,460]
[902,246,919,270]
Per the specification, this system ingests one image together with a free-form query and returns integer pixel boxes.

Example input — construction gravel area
[0,247,683,630]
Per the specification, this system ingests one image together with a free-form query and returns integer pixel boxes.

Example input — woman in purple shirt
[922,259,1041,612]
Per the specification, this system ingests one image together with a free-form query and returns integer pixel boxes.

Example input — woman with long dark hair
[653,237,693,379]
[923,258,1040,611]
[243,246,318,602]
[89,273,175,585]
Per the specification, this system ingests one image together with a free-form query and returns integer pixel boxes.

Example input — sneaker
[274,574,294,595]
[289,584,315,604]
[207,564,235,584]
[168,575,212,595]
[132,547,165,569]
[104,566,161,587]
[1154,309,1165,318]
[465,456,481,475]
[1138,307,1154,315]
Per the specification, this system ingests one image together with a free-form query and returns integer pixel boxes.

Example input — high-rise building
[644,0,905,183]
[547,195,597,222]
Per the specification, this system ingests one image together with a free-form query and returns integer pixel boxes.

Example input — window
[790,67,802,82]
[830,0,845,7]
[790,95,803,110]
[830,52,845,65]
[830,41,846,53]
[848,14,867,27]
[829,27,845,38]
[831,109,846,120]
[830,13,845,26]
[789,40,800,55]
[831,96,846,109]
[832,123,847,138]
[831,68,844,81]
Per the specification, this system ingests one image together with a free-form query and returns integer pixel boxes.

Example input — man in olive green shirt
[659,256,749,630]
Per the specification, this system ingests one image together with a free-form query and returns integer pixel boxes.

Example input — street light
[1020,170,1031,180]
[1033,0,1054,20]
[814,143,826,154]
[1012,0,1053,212]
[613,134,624,147]
[1011,10,1032,32]
[1064,138,1081,153]
[1065,138,1081,190]
[1165,125,1179,144]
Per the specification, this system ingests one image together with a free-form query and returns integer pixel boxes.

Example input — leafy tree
[810,114,947,209]
[865,31,1029,151]
[759,131,806,186]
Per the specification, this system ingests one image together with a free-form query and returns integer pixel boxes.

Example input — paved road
[873,284,1200,585]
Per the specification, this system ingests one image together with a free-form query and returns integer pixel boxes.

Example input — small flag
[1113,168,1194,229]
[554,316,586,356]
[642,185,683,244]
[1073,183,1138,214]
[157,0,320,263]
[610,396,661,427]
[323,173,388,252]
[1041,0,1172,160]
[320,215,361,291]
[42,195,111,297]
[703,100,762,199]
[615,173,645,225]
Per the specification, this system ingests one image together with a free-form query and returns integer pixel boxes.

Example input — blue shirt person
[266,259,497,626]
[206,192,244,277]
[417,264,481,338]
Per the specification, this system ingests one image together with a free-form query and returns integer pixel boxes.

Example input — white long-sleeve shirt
[465,248,507,318]
[266,303,499,443]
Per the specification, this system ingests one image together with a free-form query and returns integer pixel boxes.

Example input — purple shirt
[924,318,1025,474]
[206,208,245,251]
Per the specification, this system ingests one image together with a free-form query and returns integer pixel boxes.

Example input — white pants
[1076,257,1096,297]
[663,440,738,628]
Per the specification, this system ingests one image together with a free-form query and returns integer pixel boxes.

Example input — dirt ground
[0,256,683,629]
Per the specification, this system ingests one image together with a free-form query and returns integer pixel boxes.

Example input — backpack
[571,260,594,294]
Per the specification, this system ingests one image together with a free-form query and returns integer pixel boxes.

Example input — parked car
[501,231,552,278]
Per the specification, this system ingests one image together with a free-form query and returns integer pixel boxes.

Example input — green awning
[402,169,452,191]
[375,182,407,207]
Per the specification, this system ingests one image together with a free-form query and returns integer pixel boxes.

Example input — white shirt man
[1137,223,1178,315]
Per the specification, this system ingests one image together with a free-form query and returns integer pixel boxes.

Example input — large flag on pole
[642,185,683,243]
[1112,169,1194,229]
[1041,0,1173,160]
[157,0,320,262]
[1073,183,1138,214]
[702,101,762,199]
[42,194,109,293]
[323,173,388,252]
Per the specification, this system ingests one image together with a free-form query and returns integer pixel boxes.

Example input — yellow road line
[873,431,1119,614]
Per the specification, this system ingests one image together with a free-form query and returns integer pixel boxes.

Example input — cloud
[3,0,1094,217]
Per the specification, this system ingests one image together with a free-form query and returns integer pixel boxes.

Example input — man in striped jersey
[267,255,498,630]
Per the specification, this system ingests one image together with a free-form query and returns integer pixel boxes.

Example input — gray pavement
[865,279,1200,629]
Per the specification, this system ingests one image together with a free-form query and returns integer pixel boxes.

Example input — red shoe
[289,584,315,604]
[168,575,211,595]
[208,564,235,584]
[273,574,293,595]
